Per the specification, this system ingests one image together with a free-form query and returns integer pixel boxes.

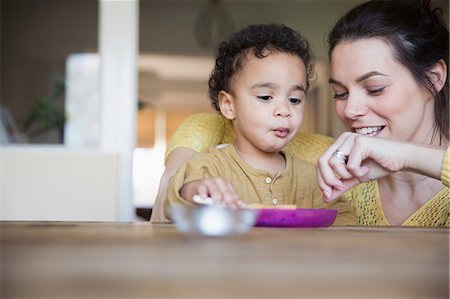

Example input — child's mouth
[273,128,290,138]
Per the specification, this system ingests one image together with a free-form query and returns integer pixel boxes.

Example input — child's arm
[163,153,245,220]
[180,177,245,210]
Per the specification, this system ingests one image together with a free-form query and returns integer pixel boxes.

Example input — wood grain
[1,222,448,298]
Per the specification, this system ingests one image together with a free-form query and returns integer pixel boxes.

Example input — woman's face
[329,38,435,142]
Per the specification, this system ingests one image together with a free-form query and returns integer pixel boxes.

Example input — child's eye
[257,95,272,101]
[288,98,302,105]
[367,87,385,96]
[333,92,348,100]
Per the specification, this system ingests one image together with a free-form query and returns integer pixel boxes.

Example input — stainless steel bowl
[170,205,259,237]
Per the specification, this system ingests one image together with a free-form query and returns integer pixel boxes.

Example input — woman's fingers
[329,177,362,201]
[329,140,354,180]
[317,133,356,199]
[317,132,397,203]
[316,168,333,201]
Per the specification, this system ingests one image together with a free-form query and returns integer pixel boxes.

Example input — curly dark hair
[208,23,313,111]
[328,0,449,143]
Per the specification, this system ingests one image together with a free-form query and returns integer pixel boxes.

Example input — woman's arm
[150,147,196,223]
[316,132,448,202]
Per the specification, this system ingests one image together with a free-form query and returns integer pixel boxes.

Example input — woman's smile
[354,125,385,136]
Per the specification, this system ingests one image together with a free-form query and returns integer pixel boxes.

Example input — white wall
[0,147,118,221]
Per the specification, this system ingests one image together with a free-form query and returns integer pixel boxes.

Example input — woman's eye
[257,95,272,101]
[367,87,385,96]
[332,92,348,100]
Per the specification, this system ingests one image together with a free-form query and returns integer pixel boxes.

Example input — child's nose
[274,101,291,118]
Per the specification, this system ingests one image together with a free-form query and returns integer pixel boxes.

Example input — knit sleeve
[284,132,335,164]
[441,147,450,187]
[164,113,235,161]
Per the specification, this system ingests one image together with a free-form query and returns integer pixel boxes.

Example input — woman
[316,0,449,226]
[150,0,449,226]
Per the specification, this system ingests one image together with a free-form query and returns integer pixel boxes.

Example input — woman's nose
[343,93,367,120]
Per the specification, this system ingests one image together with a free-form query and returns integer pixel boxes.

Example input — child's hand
[180,177,246,210]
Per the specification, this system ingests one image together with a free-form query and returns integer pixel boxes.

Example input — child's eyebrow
[250,82,306,93]
[250,82,278,89]
[293,84,306,93]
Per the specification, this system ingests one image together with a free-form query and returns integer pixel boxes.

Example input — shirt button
[272,198,278,205]
[265,177,272,184]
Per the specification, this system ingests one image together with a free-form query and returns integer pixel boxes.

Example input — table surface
[1,222,448,298]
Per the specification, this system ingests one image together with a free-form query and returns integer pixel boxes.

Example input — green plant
[21,72,66,142]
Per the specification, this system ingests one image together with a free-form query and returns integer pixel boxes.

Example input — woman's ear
[218,90,236,120]
[427,59,447,95]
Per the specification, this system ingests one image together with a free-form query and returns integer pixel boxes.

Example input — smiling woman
[316,0,449,226]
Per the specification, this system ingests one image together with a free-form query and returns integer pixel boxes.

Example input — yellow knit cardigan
[165,113,450,227]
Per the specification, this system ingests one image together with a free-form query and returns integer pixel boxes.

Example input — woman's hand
[316,132,419,202]
[180,177,246,210]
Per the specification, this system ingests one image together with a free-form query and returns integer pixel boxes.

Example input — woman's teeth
[355,126,383,135]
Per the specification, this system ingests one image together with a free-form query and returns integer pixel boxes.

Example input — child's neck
[233,143,286,177]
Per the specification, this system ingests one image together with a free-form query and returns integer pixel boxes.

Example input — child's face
[221,51,307,154]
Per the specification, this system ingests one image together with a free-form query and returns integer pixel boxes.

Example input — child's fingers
[223,190,245,210]
[195,184,210,199]
[188,176,245,209]
[222,181,244,209]
[201,177,243,209]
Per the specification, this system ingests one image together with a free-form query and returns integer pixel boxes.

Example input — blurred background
[1,0,448,221]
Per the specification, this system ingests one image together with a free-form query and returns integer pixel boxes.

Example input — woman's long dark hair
[328,0,449,143]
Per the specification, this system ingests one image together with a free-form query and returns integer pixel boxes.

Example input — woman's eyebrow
[328,77,342,85]
[329,71,389,85]
[355,71,389,82]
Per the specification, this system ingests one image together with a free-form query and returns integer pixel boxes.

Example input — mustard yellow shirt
[166,113,450,227]
[165,144,356,225]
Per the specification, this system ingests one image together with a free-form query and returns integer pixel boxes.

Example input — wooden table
[1,222,448,298]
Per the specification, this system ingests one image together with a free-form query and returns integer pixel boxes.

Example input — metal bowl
[170,205,259,237]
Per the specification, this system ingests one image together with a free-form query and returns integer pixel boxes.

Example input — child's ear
[427,59,447,95]
[218,90,236,120]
